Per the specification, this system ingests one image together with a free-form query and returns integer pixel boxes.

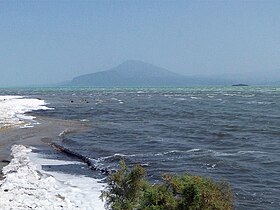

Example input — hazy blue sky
[0,0,280,86]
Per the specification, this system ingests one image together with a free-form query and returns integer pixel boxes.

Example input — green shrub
[101,160,147,210]
[101,161,233,210]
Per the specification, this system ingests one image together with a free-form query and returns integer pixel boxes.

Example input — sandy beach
[0,116,87,165]
[0,116,106,210]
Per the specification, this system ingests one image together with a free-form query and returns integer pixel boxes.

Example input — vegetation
[101,160,233,210]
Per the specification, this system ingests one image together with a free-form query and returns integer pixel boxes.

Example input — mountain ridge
[68,60,233,87]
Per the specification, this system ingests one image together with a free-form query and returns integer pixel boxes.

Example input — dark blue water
[3,87,280,209]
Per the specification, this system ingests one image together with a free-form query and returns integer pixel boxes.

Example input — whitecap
[237,150,267,155]
[99,153,136,161]
[154,149,200,156]
[174,98,187,101]
[187,148,201,152]
[247,101,272,105]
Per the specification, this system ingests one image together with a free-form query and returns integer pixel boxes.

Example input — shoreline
[0,116,106,209]
[0,116,89,167]
[0,144,106,209]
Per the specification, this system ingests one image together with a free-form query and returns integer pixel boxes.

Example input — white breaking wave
[0,96,52,128]
[0,145,106,210]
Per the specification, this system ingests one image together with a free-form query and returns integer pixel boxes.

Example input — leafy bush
[101,161,233,210]
[101,160,147,210]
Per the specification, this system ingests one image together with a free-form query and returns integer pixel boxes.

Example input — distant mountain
[67,60,232,87]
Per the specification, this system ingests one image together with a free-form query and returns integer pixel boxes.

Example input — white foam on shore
[0,95,52,129]
[0,145,106,210]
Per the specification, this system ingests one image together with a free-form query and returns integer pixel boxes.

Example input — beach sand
[0,117,106,209]
[0,116,88,167]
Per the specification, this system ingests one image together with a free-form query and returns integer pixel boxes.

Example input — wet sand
[0,122,106,210]
[0,116,88,170]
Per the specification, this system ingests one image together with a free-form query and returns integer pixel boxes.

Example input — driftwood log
[49,142,111,175]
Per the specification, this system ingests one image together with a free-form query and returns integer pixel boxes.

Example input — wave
[98,153,137,161]
[237,150,267,155]
[96,149,202,161]
[155,149,201,156]
[190,96,202,99]
[247,101,273,105]
[209,149,268,157]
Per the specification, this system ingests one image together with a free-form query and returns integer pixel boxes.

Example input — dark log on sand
[49,142,112,175]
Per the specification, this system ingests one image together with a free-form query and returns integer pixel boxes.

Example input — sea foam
[0,96,51,129]
[0,145,106,210]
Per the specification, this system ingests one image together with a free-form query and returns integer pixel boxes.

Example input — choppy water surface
[2,87,280,209]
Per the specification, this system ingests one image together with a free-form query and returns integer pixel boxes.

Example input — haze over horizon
[1,0,280,87]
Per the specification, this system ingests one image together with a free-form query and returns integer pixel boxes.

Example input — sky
[0,0,280,86]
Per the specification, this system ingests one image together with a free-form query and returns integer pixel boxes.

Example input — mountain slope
[69,60,232,87]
